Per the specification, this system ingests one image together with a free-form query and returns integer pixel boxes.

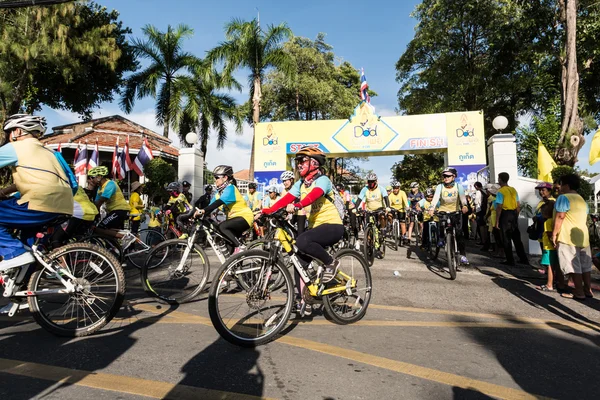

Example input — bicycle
[424,219,440,260]
[361,210,386,266]
[407,208,422,245]
[208,210,372,347]
[387,209,403,251]
[1,217,125,336]
[435,211,462,280]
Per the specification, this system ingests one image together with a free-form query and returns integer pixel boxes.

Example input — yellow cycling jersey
[147,206,162,228]
[97,179,130,212]
[291,176,341,228]
[215,185,254,226]
[73,187,98,222]
[245,191,262,210]
[388,191,409,212]
[168,193,191,214]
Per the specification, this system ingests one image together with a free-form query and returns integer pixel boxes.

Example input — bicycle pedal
[7,302,19,317]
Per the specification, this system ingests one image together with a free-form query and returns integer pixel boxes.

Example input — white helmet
[410,182,419,188]
[267,185,279,194]
[280,171,295,181]
[3,114,47,145]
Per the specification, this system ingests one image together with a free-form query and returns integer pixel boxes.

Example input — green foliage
[143,158,176,201]
[391,153,445,190]
[0,2,137,118]
[120,24,201,137]
[551,165,593,199]
[261,34,376,121]
[515,100,561,178]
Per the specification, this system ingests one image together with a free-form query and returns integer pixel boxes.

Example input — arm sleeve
[203,198,225,215]
[355,187,367,209]
[0,144,18,169]
[100,181,117,199]
[554,195,571,213]
[294,187,325,208]
[430,185,442,209]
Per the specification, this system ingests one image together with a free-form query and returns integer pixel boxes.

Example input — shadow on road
[452,386,495,399]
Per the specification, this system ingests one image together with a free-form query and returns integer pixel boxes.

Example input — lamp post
[492,116,509,133]
[185,132,198,147]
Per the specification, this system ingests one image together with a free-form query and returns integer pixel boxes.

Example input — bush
[551,166,593,199]
[143,158,177,203]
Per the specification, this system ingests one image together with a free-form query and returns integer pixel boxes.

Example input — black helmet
[204,184,213,192]
[442,167,457,177]
[165,182,182,193]
[248,182,257,190]
[182,180,191,187]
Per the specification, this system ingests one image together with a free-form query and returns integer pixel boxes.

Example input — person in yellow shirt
[536,200,562,292]
[88,166,130,229]
[416,188,437,249]
[147,196,163,231]
[129,181,144,234]
[495,172,529,266]
[551,173,593,300]
[388,181,409,240]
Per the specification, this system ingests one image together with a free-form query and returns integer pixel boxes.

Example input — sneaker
[178,233,189,240]
[321,259,340,283]
[0,252,35,272]
[460,256,469,265]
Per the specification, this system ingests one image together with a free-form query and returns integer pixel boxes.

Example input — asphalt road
[1,239,599,400]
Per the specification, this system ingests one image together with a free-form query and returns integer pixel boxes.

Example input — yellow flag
[589,129,600,165]
[537,139,556,182]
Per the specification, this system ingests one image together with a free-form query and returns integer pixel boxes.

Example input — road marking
[0,357,271,400]
[135,304,551,400]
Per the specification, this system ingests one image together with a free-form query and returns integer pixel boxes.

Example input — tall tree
[120,24,200,138]
[0,1,137,119]
[174,69,242,157]
[207,18,294,180]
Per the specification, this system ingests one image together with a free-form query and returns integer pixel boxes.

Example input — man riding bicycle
[428,167,470,265]
[88,166,130,229]
[355,173,390,257]
[388,180,409,242]
[407,182,424,243]
[0,114,74,271]
[244,182,263,212]
[416,188,436,249]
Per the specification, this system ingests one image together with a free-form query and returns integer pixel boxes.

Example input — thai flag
[112,138,122,180]
[119,135,134,178]
[74,142,88,176]
[88,140,99,170]
[360,68,370,103]
[133,137,154,176]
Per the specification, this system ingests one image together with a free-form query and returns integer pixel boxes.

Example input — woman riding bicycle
[259,146,343,283]
[192,165,253,253]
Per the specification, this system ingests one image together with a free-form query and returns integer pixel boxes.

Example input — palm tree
[175,69,243,157]
[120,24,200,138]
[207,18,294,180]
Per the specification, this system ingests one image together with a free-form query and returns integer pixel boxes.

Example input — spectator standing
[495,172,529,266]
[551,174,594,300]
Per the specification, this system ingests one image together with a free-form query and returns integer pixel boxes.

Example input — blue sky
[41,0,600,183]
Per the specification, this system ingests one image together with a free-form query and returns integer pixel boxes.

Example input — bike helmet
[3,114,47,135]
[88,166,109,177]
[165,181,182,193]
[410,182,419,188]
[390,180,400,188]
[385,185,392,191]
[280,171,295,182]
[182,180,191,187]
[267,185,279,194]
[425,188,435,196]
[212,165,234,177]
[248,182,257,190]
[442,167,457,176]
[294,145,326,166]
[365,173,377,181]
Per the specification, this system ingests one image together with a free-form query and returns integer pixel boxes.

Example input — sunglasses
[294,156,309,166]
[442,174,453,178]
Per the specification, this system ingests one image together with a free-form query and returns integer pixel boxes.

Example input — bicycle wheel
[323,249,372,324]
[362,225,375,266]
[393,220,400,251]
[83,234,122,262]
[429,225,440,260]
[240,240,289,291]
[28,243,125,337]
[127,229,166,269]
[378,228,386,259]
[445,233,457,280]
[141,239,210,304]
[208,249,294,347]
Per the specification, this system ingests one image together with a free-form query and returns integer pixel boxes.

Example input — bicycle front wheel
[323,249,372,324]
[127,229,166,269]
[429,225,440,260]
[28,243,125,337]
[393,220,400,251]
[208,249,294,347]
[445,233,457,280]
[141,239,210,304]
[362,226,375,267]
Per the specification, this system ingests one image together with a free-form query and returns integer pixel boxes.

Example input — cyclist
[50,185,99,248]
[260,146,343,283]
[193,165,253,253]
[388,180,409,241]
[244,182,263,211]
[0,114,74,271]
[88,166,130,229]
[263,185,281,208]
[355,173,390,257]
[416,188,436,249]
[386,185,392,196]
[194,185,213,209]
[129,181,144,234]
[428,167,469,265]
[280,171,295,195]
[406,182,424,243]
[337,183,358,242]
[165,181,193,233]
[181,180,193,204]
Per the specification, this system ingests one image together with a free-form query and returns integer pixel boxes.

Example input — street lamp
[492,116,509,133]
[185,132,198,146]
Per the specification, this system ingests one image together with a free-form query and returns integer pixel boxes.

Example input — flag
[74,142,88,176]
[133,137,154,176]
[537,138,556,182]
[88,139,99,170]
[112,137,122,180]
[57,143,62,153]
[120,135,134,174]
[589,129,600,165]
[360,68,370,103]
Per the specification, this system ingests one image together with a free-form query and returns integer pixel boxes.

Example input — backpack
[325,186,346,220]
[53,151,79,195]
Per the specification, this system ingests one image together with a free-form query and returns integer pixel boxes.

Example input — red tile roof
[40,115,180,158]
[234,169,250,181]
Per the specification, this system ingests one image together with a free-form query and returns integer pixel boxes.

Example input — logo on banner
[454,114,479,146]
[261,124,281,153]
[332,102,398,152]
